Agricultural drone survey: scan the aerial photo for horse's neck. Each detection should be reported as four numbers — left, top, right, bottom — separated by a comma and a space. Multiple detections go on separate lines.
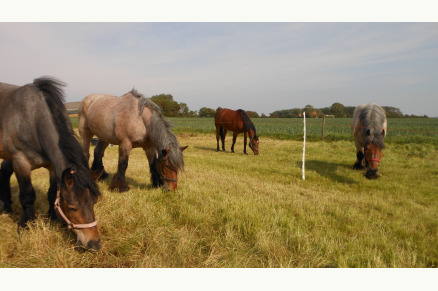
247, 128, 256, 138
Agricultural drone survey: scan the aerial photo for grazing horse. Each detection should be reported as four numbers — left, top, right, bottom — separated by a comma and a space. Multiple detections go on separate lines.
78, 89, 187, 192
351, 103, 387, 179
0, 77, 102, 251
215, 108, 259, 155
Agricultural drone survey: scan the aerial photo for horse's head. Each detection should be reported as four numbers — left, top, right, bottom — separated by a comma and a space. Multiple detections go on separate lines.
249, 135, 260, 155
56, 168, 101, 251
364, 142, 382, 180
153, 146, 188, 191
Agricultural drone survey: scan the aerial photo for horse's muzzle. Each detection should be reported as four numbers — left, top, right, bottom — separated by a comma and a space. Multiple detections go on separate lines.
365, 169, 379, 179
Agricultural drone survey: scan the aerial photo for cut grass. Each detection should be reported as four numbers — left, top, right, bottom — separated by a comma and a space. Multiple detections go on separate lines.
0, 134, 437, 267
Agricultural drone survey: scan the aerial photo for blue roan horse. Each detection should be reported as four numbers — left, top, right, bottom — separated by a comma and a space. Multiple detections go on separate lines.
0, 77, 102, 251
351, 103, 387, 179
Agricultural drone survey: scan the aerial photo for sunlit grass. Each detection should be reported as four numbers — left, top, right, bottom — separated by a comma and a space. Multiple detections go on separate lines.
1, 134, 437, 267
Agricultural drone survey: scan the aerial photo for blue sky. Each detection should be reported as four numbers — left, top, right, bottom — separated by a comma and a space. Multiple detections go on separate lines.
1, 22, 438, 116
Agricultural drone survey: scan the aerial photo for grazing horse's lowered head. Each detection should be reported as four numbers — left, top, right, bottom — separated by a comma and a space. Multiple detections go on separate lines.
151, 146, 188, 191
56, 168, 101, 251
352, 103, 387, 179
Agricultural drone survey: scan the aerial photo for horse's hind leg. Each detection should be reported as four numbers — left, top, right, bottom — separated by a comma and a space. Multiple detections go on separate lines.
12, 156, 36, 227
231, 132, 238, 153
216, 125, 221, 151
221, 129, 227, 151
0, 160, 14, 213
109, 141, 132, 192
91, 140, 110, 180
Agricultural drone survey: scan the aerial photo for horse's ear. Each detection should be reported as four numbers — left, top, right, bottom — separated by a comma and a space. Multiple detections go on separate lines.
162, 147, 170, 160
62, 168, 74, 189
366, 129, 371, 137
180, 145, 188, 152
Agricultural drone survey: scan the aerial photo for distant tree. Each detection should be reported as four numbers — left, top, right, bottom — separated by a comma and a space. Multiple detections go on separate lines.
382, 106, 403, 118
246, 111, 260, 118
198, 107, 216, 117
330, 102, 346, 118
261, 113, 267, 118
150, 94, 180, 117
179, 102, 189, 116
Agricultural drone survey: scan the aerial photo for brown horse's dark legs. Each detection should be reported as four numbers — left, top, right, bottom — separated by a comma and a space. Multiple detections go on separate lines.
91, 141, 109, 180
353, 151, 365, 170
243, 132, 248, 155
47, 167, 57, 220
110, 142, 131, 192
0, 160, 13, 213
13, 159, 36, 227
231, 132, 238, 153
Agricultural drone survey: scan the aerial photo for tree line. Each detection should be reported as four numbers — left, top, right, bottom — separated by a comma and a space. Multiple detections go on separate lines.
150, 94, 429, 118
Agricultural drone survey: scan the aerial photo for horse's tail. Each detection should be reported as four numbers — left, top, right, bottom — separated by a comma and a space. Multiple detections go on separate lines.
219, 125, 224, 140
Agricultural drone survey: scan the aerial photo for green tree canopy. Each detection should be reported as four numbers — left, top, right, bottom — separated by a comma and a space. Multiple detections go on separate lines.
199, 107, 216, 117
150, 94, 180, 117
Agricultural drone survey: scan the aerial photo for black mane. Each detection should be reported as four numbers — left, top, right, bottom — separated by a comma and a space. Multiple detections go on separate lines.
237, 109, 257, 138
34, 77, 101, 198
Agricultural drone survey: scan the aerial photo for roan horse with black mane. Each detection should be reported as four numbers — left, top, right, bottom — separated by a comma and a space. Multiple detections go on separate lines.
0, 77, 102, 251
215, 108, 259, 155
79, 89, 187, 192
352, 103, 387, 179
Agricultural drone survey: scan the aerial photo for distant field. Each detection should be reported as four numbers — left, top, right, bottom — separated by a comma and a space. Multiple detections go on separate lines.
70, 117, 438, 145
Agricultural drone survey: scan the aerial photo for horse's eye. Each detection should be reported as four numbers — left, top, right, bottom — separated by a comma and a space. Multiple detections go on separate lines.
68, 205, 78, 212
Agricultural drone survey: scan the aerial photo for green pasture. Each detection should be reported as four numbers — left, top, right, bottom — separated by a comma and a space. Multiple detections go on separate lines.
0, 118, 437, 267
168, 117, 438, 144
70, 116, 438, 144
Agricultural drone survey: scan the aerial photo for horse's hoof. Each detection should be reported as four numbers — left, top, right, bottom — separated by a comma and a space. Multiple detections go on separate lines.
109, 184, 130, 192
353, 163, 365, 170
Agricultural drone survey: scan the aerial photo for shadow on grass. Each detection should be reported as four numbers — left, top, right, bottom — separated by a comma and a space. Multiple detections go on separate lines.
299, 160, 358, 184
194, 146, 240, 154
97, 174, 153, 191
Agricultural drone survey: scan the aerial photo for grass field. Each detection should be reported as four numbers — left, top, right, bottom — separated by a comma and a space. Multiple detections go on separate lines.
1, 118, 437, 267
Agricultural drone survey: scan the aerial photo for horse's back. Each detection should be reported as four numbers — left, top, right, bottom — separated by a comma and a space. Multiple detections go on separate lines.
214, 108, 244, 131
79, 93, 147, 145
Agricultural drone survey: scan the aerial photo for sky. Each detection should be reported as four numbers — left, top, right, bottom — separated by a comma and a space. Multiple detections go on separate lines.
1, 8, 438, 117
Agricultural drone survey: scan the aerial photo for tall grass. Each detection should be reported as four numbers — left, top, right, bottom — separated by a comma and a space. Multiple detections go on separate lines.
1, 134, 437, 267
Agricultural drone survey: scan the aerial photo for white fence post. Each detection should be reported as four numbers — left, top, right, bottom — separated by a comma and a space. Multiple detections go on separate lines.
302, 111, 306, 180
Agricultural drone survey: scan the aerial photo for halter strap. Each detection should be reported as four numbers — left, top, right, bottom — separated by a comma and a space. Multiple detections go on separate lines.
158, 164, 178, 182
54, 191, 98, 230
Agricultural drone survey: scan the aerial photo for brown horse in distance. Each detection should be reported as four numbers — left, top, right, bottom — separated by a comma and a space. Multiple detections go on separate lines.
79, 89, 187, 192
215, 108, 259, 155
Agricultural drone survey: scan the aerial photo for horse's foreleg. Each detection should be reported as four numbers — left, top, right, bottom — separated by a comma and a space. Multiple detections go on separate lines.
110, 141, 132, 192
144, 147, 161, 188
91, 141, 109, 180
46, 166, 57, 220
353, 150, 365, 170
12, 156, 36, 227
0, 160, 14, 213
